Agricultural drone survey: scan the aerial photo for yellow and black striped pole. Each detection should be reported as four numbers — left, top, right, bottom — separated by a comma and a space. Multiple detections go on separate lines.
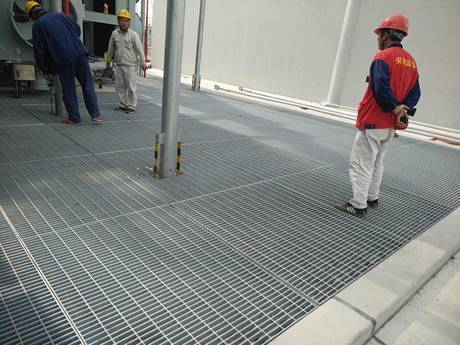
175, 141, 182, 176
152, 140, 160, 178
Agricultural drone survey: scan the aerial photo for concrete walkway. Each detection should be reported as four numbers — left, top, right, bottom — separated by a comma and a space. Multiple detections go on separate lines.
367, 253, 460, 345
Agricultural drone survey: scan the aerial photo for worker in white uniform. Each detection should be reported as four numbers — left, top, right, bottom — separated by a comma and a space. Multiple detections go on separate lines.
107, 9, 147, 113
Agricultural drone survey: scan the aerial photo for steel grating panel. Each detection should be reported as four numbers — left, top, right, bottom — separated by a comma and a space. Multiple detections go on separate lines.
0, 125, 90, 163
0, 244, 20, 290
0, 91, 50, 105
50, 118, 247, 154
1, 240, 81, 345
0, 156, 172, 238
20, 104, 130, 125
115, 103, 164, 121
97, 146, 263, 201
276, 164, 457, 241
0, 292, 20, 345
12, 207, 315, 344
1, 81, 460, 344
175, 181, 407, 304
190, 137, 327, 179
0, 104, 43, 127
0, 209, 17, 243
256, 134, 351, 165
382, 143, 460, 207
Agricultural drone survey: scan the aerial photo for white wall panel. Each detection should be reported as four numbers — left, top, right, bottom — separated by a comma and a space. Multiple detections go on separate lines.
152, 0, 460, 130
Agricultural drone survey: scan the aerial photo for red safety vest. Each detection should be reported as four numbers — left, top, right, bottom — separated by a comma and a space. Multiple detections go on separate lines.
356, 47, 419, 129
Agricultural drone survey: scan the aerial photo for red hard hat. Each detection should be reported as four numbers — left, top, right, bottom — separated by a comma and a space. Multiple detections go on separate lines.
374, 14, 409, 36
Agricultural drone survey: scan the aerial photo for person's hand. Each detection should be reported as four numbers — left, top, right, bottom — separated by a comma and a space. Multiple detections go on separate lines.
43, 73, 53, 81
394, 105, 409, 129
393, 104, 408, 116
395, 112, 408, 129
141, 63, 148, 71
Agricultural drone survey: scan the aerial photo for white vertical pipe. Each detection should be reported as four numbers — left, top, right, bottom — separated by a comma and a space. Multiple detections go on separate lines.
325, 0, 362, 106
192, 0, 206, 91
140, 0, 146, 76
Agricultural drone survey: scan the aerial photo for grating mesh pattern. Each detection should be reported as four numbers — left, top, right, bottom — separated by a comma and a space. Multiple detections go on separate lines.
19, 207, 314, 344
175, 182, 406, 304
383, 145, 460, 207
190, 138, 327, 179
0, 104, 43, 127
0, 126, 90, 163
0, 156, 172, 238
1, 85, 459, 344
20, 104, 130, 125
1, 240, 80, 345
276, 163, 457, 240
98, 146, 262, 201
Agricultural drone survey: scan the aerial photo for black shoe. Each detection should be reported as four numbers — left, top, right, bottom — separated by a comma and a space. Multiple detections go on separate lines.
125, 108, 135, 113
367, 199, 379, 208
335, 202, 367, 217
115, 106, 128, 111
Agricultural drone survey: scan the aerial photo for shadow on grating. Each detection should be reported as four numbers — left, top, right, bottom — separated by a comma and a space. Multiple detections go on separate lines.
0, 104, 43, 127
20, 104, 129, 125
1, 240, 80, 345
0, 126, 90, 163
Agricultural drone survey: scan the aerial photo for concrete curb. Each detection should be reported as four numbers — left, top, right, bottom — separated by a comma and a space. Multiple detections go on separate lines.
270, 207, 460, 345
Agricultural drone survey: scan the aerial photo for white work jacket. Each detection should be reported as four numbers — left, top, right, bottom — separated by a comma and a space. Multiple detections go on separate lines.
107, 28, 145, 67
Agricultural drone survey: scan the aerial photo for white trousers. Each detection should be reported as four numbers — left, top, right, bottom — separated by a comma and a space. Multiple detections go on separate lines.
115, 65, 138, 110
349, 129, 394, 209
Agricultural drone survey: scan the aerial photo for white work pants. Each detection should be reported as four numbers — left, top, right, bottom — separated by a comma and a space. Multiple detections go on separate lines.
349, 129, 394, 209
115, 65, 138, 110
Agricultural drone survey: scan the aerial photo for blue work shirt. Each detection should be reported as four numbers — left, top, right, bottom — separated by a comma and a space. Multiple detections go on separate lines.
32, 12, 88, 74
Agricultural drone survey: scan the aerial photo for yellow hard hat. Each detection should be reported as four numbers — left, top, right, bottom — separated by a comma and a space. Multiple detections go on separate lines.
117, 9, 131, 20
24, 1, 41, 18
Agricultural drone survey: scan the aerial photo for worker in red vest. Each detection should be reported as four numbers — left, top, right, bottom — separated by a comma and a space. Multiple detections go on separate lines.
336, 14, 421, 216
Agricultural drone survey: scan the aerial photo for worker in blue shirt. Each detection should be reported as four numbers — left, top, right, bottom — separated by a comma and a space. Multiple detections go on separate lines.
25, 1, 103, 124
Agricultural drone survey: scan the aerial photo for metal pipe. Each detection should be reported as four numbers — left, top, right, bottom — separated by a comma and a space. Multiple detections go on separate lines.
51, 0, 65, 116
144, 0, 149, 78
140, 0, 146, 77
325, 0, 361, 105
159, 0, 186, 178
192, 0, 206, 91
53, 76, 65, 116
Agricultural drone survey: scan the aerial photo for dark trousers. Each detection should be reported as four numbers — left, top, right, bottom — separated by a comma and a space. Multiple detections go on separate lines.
59, 54, 100, 122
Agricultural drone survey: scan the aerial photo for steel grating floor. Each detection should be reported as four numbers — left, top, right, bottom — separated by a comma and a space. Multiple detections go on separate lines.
1, 79, 459, 344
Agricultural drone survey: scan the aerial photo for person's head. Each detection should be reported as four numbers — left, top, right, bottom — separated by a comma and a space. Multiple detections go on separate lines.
117, 9, 131, 31
24, 1, 44, 21
374, 14, 409, 50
